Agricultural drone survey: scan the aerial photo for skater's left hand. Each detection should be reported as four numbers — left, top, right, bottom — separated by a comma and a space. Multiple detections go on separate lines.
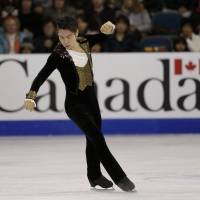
100, 21, 115, 35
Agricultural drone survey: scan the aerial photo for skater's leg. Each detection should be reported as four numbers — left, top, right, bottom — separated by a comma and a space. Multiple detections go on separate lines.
86, 137, 102, 180
67, 104, 126, 184
85, 87, 102, 181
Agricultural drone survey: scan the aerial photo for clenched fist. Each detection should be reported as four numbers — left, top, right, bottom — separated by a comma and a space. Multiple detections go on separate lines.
24, 99, 36, 112
100, 21, 115, 35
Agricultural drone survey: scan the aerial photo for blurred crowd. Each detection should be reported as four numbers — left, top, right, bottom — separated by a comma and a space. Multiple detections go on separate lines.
0, 0, 200, 53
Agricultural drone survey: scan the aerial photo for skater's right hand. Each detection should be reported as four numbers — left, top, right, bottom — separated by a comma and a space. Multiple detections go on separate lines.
24, 99, 36, 112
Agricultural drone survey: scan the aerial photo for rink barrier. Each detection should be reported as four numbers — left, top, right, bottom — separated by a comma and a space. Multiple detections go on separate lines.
0, 119, 200, 136
1, 53, 200, 135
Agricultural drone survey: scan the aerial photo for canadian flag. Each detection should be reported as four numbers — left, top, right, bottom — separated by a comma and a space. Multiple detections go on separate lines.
174, 59, 200, 75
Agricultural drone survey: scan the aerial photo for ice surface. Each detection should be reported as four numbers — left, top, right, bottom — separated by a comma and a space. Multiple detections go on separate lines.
0, 134, 199, 200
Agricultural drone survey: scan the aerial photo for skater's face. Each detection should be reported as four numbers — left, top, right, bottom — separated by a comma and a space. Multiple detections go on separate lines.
58, 29, 77, 49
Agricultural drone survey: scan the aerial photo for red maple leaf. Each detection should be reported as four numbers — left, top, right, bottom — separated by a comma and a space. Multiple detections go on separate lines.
185, 61, 196, 71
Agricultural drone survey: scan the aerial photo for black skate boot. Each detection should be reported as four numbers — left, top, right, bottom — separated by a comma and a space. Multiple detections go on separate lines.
89, 175, 113, 189
117, 176, 135, 192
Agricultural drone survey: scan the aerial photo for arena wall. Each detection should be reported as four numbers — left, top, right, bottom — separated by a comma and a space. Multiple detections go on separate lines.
0, 53, 200, 135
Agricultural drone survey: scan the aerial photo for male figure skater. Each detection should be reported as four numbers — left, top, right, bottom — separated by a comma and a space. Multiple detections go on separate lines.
24, 16, 135, 192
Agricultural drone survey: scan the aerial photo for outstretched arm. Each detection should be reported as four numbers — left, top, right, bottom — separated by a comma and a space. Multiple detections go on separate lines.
24, 53, 59, 111
85, 21, 115, 48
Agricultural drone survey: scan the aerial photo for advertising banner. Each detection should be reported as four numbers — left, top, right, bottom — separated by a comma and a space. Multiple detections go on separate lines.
0, 53, 200, 134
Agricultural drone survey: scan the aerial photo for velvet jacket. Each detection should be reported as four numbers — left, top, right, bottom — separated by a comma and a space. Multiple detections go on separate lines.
28, 34, 107, 97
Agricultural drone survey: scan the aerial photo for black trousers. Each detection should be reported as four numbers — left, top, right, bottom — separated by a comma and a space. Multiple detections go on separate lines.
65, 85, 126, 184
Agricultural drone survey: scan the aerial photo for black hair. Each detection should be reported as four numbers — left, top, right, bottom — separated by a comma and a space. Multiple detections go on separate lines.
115, 15, 130, 26
56, 16, 78, 33
173, 36, 189, 51
77, 14, 89, 23
43, 18, 56, 27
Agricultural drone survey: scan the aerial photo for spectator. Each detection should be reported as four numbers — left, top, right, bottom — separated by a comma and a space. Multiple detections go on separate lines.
77, 15, 90, 36
34, 19, 57, 52
189, 0, 200, 34
0, 0, 19, 25
91, 43, 102, 52
181, 23, 200, 52
44, 0, 76, 21
32, 2, 45, 37
85, 0, 115, 32
107, 0, 120, 10
103, 15, 138, 52
178, 2, 191, 19
129, 0, 152, 33
115, 0, 134, 18
173, 36, 189, 52
0, 16, 30, 53
20, 38, 34, 53
18, 0, 35, 34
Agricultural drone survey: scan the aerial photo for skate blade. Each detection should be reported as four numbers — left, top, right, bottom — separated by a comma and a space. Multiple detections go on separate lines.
90, 186, 115, 191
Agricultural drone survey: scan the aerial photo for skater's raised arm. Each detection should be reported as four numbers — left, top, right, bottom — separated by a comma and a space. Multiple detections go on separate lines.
85, 21, 115, 48
24, 52, 59, 111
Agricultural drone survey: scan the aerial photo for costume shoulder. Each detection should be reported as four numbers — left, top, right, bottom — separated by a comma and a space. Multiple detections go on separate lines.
53, 42, 70, 59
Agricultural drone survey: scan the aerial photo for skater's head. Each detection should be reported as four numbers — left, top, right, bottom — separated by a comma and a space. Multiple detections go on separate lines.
56, 16, 78, 49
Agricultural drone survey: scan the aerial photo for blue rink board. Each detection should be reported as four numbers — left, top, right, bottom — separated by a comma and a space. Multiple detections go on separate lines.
0, 119, 200, 136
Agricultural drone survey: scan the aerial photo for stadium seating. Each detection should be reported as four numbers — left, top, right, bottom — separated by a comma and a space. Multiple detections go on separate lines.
152, 12, 182, 35
140, 36, 173, 52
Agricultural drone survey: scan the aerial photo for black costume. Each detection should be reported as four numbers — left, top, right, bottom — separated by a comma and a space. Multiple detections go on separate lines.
26, 34, 129, 187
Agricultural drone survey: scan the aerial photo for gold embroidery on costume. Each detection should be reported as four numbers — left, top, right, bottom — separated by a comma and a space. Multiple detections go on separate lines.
76, 39, 93, 91
26, 90, 37, 100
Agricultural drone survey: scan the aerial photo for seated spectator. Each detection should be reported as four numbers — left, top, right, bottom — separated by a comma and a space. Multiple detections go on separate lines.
189, 0, 200, 34
20, 38, 34, 53
18, 0, 35, 35
129, 0, 152, 33
103, 15, 139, 52
0, 0, 19, 25
0, 16, 30, 53
77, 15, 90, 36
107, 0, 120, 10
180, 23, 200, 52
178, 2, 192, 19
34, 19, 57, 53
91, 43, 102, 52
32, 2, 45, 37
85, 0, 115, 32
173, 37, 189, 51
44, 0, 76, 21
115, 0, 134, 18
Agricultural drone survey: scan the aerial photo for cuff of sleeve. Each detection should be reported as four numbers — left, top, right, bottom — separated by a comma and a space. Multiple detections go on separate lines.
26, 90, 37, 100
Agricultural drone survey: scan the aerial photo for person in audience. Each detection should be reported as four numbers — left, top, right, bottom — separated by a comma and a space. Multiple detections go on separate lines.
115, 0, 134, 18
91, 43, 102, 52
20, 38, 34, 53
31, 2, 46, 37
18, 0, 35, 35
0, 16, 30, 53
180, 23, 200, 52
128, 0, 152, 33
34, 19, 57, 52
44, 0, 76, 21
85, 0, 115, 32
77, 15, 90, 36
103, 15, 139, 52
173, 36, 189, 52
